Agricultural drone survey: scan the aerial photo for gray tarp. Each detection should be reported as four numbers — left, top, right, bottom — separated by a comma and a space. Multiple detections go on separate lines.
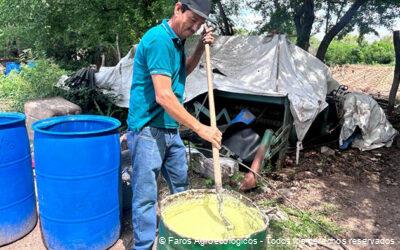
184, 35, 332, 143
95, 47, 135, 108
96, 35, 334, 143
339, 93, 398, 151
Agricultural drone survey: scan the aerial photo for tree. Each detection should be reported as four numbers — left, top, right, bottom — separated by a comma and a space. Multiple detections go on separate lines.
0, 0, 244, 67
316, 0, 364, 60
0, 0, 175, 68
211, 0, 241, 36
316, 0, 399, 61
294, 0, 316, 51
248, 0, 400, 62
388, 31, 400, 115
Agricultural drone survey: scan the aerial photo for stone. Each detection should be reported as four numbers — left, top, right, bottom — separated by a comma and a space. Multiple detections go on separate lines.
187, 148, 239, 179
120, 133, 128, 151
121, 149, 132, 210
261, 186, 271, 193
321, 146, 335, 156
278, 188, 293, 198
297, 171, 315, 179
267, 207, 289, 221
273, 209, 289, 221
24, 97, 81, 142
304, 151, 317, 157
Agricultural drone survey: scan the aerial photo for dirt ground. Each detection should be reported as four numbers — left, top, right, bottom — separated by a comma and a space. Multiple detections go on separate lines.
330, 65, 395, 98
3, 135, 399, 250
2, 65, 400, 249
259, 144, 400, 249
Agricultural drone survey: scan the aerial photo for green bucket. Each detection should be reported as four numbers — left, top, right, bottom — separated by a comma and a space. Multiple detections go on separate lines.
157, 189, 269, 250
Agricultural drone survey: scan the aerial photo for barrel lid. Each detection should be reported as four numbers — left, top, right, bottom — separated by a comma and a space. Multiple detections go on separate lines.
0, 112, 26, 126
32, 115, 121, 136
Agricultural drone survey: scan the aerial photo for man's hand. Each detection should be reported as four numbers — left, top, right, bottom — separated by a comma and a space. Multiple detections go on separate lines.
195, 124, 222, 149
239, 172, 257, 191
201, 25, 215, 45
186, 25, 215, 75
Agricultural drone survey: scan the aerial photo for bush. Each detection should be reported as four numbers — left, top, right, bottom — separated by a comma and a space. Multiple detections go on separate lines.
324, 35, 395, 65
0, 59, 67, 112
363, 38, 394, 64
326, 41, 364, 65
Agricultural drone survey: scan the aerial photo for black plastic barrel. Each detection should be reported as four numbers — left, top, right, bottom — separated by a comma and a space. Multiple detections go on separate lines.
32, 115, 121, 249
0, 112, 37, 245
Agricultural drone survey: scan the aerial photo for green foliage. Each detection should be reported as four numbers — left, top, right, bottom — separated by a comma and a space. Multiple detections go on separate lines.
362, 37, 395, 64
278, 206, 343, 238
258, 199, 343, 248
325, 35, 395, 65
0, 0, 175, 70
204, 178, 215, 188
0, 60, 67, 112
0, 59, 127, 127
248, 0, 399, 56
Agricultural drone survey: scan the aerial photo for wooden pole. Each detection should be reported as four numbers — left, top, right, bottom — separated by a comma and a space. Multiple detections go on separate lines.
388, 30, 400, 115
205, 43, 222, 193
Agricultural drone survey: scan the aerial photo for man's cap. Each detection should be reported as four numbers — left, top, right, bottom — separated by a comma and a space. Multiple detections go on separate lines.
181, 0, 211, 19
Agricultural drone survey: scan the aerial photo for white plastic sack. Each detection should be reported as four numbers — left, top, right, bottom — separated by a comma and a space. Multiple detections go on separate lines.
339, 92, 398, 151
95, 47, 136, 108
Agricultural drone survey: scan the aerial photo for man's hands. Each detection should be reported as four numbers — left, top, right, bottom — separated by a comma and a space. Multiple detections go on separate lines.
201, 25, 215, 45
195, 124, 222, 149
186, 24, 215, 75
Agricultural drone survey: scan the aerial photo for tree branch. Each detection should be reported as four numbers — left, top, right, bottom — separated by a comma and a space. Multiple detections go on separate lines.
316, 0, 364, 61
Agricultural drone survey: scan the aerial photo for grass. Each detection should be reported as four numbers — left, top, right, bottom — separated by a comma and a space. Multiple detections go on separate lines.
257, 198, 344, 249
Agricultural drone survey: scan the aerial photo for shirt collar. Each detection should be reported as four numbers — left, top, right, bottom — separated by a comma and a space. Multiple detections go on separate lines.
161, 19, 185, 49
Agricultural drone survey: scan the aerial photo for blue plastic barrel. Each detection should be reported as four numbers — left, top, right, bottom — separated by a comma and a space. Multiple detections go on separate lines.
0, 112, 37, 246
32, 115, 121, 250
5, 62, 21, 76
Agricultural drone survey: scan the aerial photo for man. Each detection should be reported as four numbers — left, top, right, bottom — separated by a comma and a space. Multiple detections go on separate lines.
127, 1, 222, 249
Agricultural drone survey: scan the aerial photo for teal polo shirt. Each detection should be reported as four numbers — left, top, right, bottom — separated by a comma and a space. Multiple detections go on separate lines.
128, 19, 186, 132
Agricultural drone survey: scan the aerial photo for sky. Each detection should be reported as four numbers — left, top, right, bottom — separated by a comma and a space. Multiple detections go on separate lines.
234, 4, 400, 43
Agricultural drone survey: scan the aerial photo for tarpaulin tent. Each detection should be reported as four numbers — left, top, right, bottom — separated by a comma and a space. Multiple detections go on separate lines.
95, 35, 338, 159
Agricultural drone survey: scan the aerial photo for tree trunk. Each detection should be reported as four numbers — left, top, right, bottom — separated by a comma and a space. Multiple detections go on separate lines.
115, 34, 121, 62
316, 0, 364, 62
101, 53, 106, 67
216, 0, 233, 35
388, 30, 400, 115
294, 0, 315, 51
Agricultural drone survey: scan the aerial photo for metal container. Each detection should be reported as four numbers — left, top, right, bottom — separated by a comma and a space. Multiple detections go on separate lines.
33, 115, 121, 249
158, 189, 268, 250
0, 112, 37, 245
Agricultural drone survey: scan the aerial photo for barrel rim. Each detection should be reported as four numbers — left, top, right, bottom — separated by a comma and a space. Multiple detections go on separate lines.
159, 189, 269, 242
32, 115, 121, 136
0, 112, 26, 126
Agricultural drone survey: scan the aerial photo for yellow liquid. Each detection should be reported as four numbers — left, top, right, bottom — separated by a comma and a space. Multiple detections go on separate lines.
162, 194, 265, 240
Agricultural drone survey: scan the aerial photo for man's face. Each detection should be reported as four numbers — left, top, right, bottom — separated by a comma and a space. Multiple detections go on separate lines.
175, 4, 205, 39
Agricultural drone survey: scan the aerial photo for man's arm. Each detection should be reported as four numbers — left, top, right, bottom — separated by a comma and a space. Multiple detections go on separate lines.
152, 74, 222, 148
186, 26, 214, 75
